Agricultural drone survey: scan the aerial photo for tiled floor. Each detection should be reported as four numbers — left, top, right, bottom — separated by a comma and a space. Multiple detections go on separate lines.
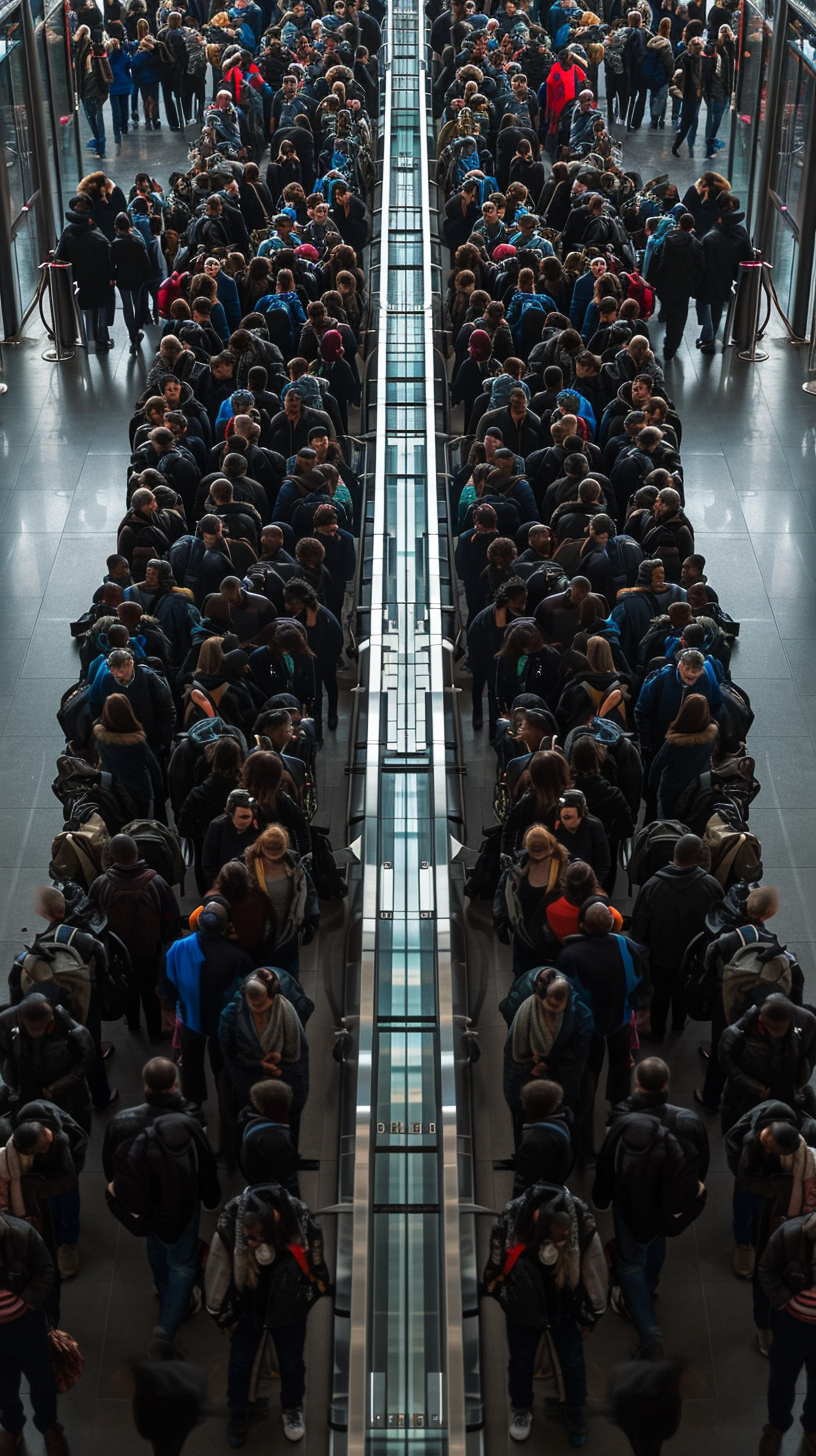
1, 100, 816, 1453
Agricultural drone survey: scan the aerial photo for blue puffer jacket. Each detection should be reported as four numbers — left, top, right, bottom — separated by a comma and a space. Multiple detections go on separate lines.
634, 660, 723, 755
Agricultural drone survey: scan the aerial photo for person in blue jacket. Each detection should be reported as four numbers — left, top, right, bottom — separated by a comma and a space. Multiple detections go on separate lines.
505, 267, 557, 347
163, 901, 252, 1106
635, 647, 723, 760
255, 267, 308, 354
569, 256, 612, 333
203, 255, 241, 333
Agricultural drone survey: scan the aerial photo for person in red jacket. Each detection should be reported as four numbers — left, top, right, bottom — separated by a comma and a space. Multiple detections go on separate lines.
545, 50, 587, 154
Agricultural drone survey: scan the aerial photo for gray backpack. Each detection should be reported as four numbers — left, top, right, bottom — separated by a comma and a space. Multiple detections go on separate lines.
722, 925, 794, 1024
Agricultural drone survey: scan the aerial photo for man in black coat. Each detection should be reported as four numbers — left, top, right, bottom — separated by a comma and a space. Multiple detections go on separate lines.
697, 194, 753, 353
475, 389, 544, 457
650, 213, 705, 361
631, 834, 722, 1041
55, 196, 114, 351
130, 427, 201, 521
237, 1077, 300, 1195
608, 1056, 710, 1178
201, 790, 260, 889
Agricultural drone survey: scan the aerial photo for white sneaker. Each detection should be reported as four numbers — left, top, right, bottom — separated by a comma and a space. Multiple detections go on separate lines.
509, 1408, 533, 1441
283, 1408, 305, 1442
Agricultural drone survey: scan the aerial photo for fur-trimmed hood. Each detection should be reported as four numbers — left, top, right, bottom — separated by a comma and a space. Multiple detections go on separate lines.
93, 725, 146, 746
664, 724, 718, 747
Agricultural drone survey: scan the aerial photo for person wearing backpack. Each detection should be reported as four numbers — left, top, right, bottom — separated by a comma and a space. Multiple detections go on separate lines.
650, 212, 704, 361
557, 901, 650, 1105
593, 1079, 707, 1357
511, 1079, 575, 1197
163, 902, 252, 1107
694, 887, 792, 1112
89, 833, 180, 1042
205, 1182, 331, 1447
106, 1099, 220, 1344
631, 833, 722, 1041
502, 970, 594, 1143
482, 1181, 606, 1445
237, 1079, 301, 1196
635, 648, 722, 764
719, 995, 816, 1137
0, 1096, 89, 1288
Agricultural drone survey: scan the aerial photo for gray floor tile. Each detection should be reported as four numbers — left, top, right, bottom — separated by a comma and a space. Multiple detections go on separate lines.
737, 489, 816, 534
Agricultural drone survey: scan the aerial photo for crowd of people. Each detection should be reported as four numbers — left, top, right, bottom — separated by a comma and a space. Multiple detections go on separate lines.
434, 5, 814, 1455
1, 5, 380, 1447
0, 0, 803, 1451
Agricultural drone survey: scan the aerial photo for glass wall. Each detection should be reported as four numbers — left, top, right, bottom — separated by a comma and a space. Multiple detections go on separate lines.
768, 11, 816, 321
731, 0, 770, 226
0, 0, 76, 336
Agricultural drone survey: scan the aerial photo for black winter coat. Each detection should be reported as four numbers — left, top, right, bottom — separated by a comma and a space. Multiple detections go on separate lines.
513, 1115, 575, 1197
0, 1214, 54, 1310
631, 863, 723, 970
0, 1005, 94, 1131
697, 212, 754, 307
651, 229, 705, 307
759, 1215, 816, 1310
102, 1089, 205, 1179
110, 229, 153, 291
719, 1004, 816, 1133
54, 211, 113, 310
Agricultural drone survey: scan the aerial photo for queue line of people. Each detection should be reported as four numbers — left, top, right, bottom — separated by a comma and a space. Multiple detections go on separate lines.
434, 12, 814, 1454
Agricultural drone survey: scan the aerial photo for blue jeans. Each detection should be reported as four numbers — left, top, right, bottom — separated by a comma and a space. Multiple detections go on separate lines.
650, 82, 669, 121
705, 97, 728, 150
768, 1309, 816, 1434
506, 1309, 586, 1414
146, 1204, 201, 1343
52, 1184, 81, 1245
228, 1307, 307, 1412
82, 96, 106, 152
675, 95, 701, 152
110, 93, 129, 140
697, 301, 725, 345
0, 1306, 58, 1435
613, 1209, 665, 1346
732, 1189, 761, 1245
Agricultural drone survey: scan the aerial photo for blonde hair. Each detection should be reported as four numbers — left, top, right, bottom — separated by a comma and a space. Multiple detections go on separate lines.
522, 824, 568, 892
586, 635, 614, 672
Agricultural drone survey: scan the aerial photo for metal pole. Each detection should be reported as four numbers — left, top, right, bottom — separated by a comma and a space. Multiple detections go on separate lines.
0, 126, 21, 339
20, 0, 58, 263
752, 3, 789, 260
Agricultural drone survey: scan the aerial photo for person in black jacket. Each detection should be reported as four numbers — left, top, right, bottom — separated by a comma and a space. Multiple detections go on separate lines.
237, 1078, 300, 1196
283, 580, 344, 737
177, 737, 245, 894
696, 193, 753, 352
0, 1213, 65, 1454
593, 1085, 706, 1357
553, 788, 611, 886
54, 195, 114, 351
557, 902, 650, 1105
650, 213, 705, 361
110, 212, 152, 354
105, 1057, 220, 1343
631, 833, 723, 1041
201, 789, 261, 890
512, 1077, 575, 1197
0, 995, 95, 1133
758, 1212, 816, 1454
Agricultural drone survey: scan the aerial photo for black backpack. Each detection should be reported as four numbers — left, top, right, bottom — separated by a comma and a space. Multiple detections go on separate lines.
57, 682, 94, 755
307, 828, 347, 900
716, 681, 754, 754
465, 823, 503, 900
107, 1113, 201, 1243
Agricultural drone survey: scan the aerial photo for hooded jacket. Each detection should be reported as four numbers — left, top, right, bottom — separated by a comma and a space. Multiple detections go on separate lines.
93, 724, 164, 816
513, 1113, 576, 1197
648, 723, 719, 817
0, 1004, 94, 1131
634, 660, 722, 754
631, 860, 722, 969
205, 1182, 329, 1330
54, 208, 113, 310
610, 582, 687, 664
503, 982, 594, 1112
483, 1182, 606, 1330
759, 1213, 816, 1311
697, 210, 754, 306
0, 1213, 54, 1311
651, 228, 705, 307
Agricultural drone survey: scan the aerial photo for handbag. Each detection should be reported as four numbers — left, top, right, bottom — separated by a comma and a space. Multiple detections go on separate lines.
48, 1326, 85, 1392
